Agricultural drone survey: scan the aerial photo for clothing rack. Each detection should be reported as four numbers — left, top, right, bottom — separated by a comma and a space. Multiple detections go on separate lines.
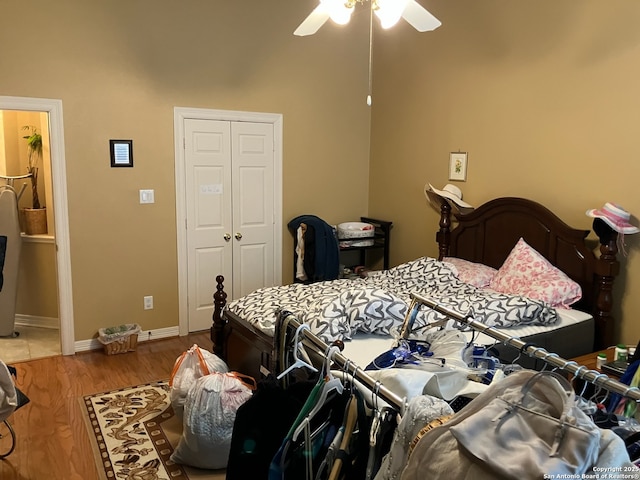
402, 291, 640, 402
280, 313, 407, 414
0, 174, 30, 202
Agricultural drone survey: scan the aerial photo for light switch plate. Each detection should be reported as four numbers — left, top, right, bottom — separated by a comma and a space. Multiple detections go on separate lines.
139, 189, 155, 204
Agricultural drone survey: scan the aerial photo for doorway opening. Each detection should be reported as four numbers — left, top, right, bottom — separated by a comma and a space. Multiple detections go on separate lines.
0, 96, 74, 360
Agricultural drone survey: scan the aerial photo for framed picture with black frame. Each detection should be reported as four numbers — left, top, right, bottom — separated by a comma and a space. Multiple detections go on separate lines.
110, 139, 133, 168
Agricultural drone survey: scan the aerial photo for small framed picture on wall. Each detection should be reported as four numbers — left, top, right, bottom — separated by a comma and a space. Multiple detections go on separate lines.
449, 152, 467, 181
110, 139, 134, 167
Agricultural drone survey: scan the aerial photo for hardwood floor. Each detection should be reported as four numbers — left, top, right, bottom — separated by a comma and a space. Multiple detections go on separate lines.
0, 331, 212, 480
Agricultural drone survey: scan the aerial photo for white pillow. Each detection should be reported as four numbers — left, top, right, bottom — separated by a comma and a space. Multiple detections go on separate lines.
442, 257, 498, 288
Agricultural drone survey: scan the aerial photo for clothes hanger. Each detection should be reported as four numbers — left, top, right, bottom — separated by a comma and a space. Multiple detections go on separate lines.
368, 381, 382, 447
579, 369, 600, 399
501, 340, 531, 375
366, 404, 396, 480
342, 358, 355, 394
276, 324, 318, 380
588, 374, 609, 404
542, 352, 560, 371
292, 345, 344, 442
328, 393, 359, 480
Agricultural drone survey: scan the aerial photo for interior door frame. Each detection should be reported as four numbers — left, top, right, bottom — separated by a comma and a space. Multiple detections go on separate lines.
174, 107, 283, 336
0, 96, 75, 355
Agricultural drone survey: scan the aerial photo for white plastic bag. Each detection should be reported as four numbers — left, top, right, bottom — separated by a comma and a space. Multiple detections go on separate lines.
170, 372, 255, 469
0, 360, 17, 422
169, 344, 228, 419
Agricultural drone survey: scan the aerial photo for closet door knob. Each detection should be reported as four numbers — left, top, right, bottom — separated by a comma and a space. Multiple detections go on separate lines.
235, 232, 243, 240
223, 233, 231, 242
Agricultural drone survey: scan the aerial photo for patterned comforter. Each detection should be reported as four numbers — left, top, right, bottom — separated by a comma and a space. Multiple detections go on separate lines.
226, 257, 558, 344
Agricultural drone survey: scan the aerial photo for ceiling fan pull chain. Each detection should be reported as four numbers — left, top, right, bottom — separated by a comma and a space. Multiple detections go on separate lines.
367, 3, 374, 106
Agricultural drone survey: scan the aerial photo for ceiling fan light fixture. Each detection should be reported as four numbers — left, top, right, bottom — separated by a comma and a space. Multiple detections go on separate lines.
373, 0, 409, 29
320, 0, 355, 25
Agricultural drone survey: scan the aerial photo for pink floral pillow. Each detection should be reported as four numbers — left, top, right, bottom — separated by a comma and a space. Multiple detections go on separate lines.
443, 257, 498, 288
488, 238, 582, 308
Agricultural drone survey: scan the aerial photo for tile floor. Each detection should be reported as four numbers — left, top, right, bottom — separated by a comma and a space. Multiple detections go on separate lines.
0, 325, 61, 363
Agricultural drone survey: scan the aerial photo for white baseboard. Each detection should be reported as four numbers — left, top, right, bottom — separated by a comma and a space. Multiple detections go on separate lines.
74, 326, 182, 353
14, 316, 186, 355
15, 314, 59, 330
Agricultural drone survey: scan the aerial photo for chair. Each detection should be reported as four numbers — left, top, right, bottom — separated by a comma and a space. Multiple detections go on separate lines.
0, 361, 29, 459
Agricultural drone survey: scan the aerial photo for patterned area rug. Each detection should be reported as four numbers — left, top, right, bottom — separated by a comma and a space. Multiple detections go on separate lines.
81, 380, 225, 480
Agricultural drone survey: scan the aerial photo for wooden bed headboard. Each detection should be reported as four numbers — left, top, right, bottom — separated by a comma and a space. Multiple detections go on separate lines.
430, 194, 621, 350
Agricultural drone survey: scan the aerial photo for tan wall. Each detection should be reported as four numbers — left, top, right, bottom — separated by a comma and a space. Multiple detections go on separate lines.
17, 240, 59, 319
369, 0, 640, 344
0, 113, 21, 176
0, 0, 372, 341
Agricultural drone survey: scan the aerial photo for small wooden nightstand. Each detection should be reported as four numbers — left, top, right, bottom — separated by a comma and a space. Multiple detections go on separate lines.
570, 347, 617, 376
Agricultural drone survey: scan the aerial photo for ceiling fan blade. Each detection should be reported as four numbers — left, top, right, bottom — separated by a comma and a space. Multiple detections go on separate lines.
294, 4, 331, 36
402, 1, 442, 32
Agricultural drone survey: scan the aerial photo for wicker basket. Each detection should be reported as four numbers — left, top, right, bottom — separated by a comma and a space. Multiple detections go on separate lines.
103, 334, 138, 355
98, 324, 141, 355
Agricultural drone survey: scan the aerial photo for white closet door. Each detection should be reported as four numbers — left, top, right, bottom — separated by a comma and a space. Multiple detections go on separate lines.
184, 118, 233, 332
184, 117, 276, 332
231, 122, 275, 299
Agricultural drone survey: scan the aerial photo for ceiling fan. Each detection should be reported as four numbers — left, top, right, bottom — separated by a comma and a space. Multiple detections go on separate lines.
294, 0, 441, 36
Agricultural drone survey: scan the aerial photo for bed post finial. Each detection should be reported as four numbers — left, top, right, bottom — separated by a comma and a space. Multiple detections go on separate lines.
426, 189, 452, 260
211, 275, 228, 358
592, 219, 620, 350
436, 201, 452, 260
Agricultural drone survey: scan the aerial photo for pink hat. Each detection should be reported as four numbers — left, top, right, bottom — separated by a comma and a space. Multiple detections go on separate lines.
586, 203, 639, 234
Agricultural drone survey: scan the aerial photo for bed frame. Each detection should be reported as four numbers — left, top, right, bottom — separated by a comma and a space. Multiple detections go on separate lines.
211, 196, 621, 379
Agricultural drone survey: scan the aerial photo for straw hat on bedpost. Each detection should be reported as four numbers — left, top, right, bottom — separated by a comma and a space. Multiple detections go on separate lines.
425, 183, 474, 214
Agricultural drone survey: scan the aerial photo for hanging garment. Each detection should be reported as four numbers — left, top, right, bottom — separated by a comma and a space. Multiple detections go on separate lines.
288, 215, 340, 282
226, 375, 317, 480
269, 344, 359, 480
609, 360, 640, 418
363, 405, 397, 480
269, 384, 350, 480
323, 390, 376, 480
295, 223, 309, 281
0, 236, 6, 292
401, 370, 634, 480
374, 394, 454, 480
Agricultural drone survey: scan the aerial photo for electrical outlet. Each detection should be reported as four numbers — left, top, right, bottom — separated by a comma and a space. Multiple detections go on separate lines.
143, 296, 154, 310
